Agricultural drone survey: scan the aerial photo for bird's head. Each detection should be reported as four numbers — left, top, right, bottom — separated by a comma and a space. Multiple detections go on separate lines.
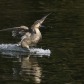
31, 13, 51, 33
33, 20, 41, 28
31, 13, 51, 29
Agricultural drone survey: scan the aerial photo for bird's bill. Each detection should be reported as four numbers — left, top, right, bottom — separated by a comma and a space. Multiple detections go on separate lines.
39, 13, 51, 24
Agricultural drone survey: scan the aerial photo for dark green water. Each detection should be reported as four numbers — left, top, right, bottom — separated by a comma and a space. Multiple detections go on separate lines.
0, 0, 84, 84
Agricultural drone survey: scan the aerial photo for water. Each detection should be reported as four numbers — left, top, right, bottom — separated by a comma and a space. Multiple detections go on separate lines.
0, 0, 84, 84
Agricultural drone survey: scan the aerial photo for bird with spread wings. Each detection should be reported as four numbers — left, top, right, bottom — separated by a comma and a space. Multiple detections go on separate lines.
0, 13, 51, 51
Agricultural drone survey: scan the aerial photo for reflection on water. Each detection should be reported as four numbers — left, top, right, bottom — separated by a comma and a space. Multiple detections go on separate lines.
12, 54, 42, 83
21, 56, 41, 83
1, 52, 44, 83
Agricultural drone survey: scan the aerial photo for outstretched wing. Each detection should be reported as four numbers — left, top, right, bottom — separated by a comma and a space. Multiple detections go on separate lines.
0, 26, 29, 38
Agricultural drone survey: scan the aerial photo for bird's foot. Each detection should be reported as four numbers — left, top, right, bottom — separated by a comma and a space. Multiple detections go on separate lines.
13, 43, 21, 47
13, 43, 19, 46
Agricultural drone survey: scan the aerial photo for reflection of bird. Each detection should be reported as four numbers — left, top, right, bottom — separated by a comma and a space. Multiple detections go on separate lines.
0, 13, 51, 51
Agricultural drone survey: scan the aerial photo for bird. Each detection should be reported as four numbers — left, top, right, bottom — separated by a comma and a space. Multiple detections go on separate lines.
0, 13, 51, 51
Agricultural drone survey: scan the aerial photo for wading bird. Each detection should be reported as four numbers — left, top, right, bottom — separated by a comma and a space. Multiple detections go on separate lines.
0, 13, 51, 51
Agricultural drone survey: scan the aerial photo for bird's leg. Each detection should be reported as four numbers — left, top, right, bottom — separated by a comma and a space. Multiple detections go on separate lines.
26, 45, 31, 52
17, 42, 21, 46
26, 45, 37, 54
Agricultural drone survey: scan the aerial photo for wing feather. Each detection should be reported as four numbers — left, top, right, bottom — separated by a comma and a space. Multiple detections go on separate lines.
0, 26, 29, 31
0, 26, 29, 38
